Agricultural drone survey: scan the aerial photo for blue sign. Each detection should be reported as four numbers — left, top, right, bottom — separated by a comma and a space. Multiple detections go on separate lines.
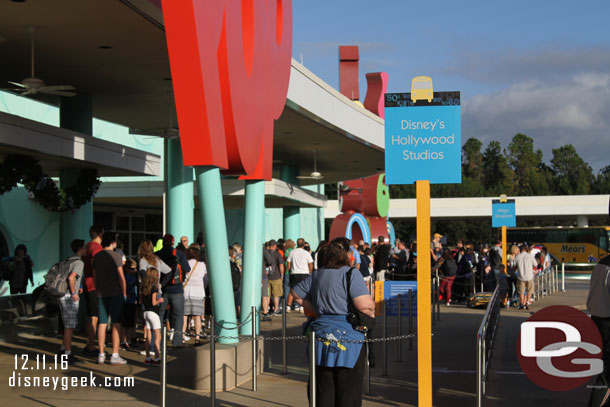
384, 281, 417, 316
384, 92, 461, 185
492, 200, 516, 227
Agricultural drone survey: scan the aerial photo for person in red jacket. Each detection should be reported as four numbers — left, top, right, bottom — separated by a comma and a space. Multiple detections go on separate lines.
83, 224, 104, 354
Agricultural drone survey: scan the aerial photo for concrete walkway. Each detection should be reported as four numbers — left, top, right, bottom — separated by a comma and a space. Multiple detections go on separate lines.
0, 279, 593, 406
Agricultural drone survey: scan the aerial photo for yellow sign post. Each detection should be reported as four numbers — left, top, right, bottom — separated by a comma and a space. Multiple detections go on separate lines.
385, 85, 462, 407
416, 180, 432, 406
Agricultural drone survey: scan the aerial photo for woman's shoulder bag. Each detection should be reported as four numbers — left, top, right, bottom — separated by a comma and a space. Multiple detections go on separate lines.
346, 268, 376, 333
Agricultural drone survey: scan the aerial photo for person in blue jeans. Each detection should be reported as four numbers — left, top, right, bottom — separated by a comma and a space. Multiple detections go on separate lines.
156, 234, 190, 347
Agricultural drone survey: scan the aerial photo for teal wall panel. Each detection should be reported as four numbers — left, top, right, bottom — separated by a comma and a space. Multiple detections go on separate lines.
0, 187, 60, 293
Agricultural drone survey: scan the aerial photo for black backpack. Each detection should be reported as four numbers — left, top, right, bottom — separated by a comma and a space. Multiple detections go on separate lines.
159, 248, 184, 288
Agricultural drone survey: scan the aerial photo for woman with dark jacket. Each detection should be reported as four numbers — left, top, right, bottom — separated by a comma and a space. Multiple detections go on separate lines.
291, 240, 375, 407
438, 249, 457, 306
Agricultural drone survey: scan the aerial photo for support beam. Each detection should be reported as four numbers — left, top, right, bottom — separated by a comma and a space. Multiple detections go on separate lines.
240, 180, 265, 335
195, 166, 237, 344
166, 138, 194, 241
576, 215, 589, 227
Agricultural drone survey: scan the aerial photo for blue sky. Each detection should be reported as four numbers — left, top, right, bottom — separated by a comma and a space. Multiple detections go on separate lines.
292, 0, 610, 172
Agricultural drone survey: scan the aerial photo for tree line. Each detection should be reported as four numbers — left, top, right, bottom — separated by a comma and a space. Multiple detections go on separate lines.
324, 133, 610, 244
388, 133, 610, 199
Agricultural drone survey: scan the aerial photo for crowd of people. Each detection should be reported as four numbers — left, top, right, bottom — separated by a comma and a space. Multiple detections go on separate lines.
0, 225, 557, 406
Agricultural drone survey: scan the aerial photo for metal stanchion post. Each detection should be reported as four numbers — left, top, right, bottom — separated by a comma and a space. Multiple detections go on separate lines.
251, 306, 257, 392
408, 289, 414, 351
382, 299, 388, 376
365, 333, 371, 396
210, 315, 216, 406
161, 325, 167, 407
436, 277, 440, 321
562, 263, 565, 292
309, 329, 316, 407
282, 297, 287, 375
476, 335, 482, 407
397, 294, 402, 362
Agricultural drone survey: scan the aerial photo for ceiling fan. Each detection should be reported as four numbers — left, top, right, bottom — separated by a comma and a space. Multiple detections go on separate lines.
4, 26, 77, 97
297, 150, 324, 180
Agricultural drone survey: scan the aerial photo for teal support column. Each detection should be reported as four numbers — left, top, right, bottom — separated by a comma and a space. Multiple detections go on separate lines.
283, 207, 300, 242
166, 138, 194, 241
279, 165, 301, 241
279, 165, 299, 185
240, 180, 265, 335
195, 166, 238, 344
59, 95, 93, 260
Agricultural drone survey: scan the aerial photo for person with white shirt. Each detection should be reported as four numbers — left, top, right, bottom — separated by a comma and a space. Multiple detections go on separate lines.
286, 238, 313, 311
516, 245, 538, 310
183, 244, 207, 346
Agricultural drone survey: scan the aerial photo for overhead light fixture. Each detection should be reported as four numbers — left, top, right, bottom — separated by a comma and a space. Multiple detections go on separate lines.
98, 45, 112, 49
11, 0, 27, 3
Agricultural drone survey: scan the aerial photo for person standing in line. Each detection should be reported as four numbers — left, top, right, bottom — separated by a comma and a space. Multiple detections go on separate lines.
183, 244, 207, 346
490, 240, 503, 277
438, 249, 457, 306
4, 244, 34, 294
120, 258, 138, 350
286, 238, 314, 312
230, 246, 242, 316
506, 244, 520, 307
57, 239, 86, 364
141, 267, 164, 365
349, 242, 361, 270
291, 242, 375, 407
157, 234, 190, 348
516, 245, 538, 310
264, 240, 285, 315
176, 236, 189, 252
586, 253, 610, 406
373, 236, 392, 281
93, 232, 127, 365
282, 239, 295, 307
83, 224, 104, 354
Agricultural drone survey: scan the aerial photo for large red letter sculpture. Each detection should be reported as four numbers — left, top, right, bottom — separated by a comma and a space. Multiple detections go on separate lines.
161, 0, 293, 180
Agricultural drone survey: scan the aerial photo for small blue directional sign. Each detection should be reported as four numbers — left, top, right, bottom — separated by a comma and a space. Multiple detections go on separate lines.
384, 92, 461, 185
492, 199, 516, 228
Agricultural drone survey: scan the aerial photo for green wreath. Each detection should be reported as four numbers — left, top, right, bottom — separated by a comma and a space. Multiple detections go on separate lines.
0, 155, 101, 212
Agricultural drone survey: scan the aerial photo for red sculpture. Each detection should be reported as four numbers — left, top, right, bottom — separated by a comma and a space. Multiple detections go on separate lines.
329, 174, 393, 245
363, 72, 389, 119
161, 0, 293, 180
339, 46, 360, 101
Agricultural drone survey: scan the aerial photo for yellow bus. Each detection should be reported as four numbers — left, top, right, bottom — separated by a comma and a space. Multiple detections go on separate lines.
506, 226, 610, 264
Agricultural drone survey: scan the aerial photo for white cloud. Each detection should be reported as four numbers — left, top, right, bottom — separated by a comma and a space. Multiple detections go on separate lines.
462, 73, 610, 171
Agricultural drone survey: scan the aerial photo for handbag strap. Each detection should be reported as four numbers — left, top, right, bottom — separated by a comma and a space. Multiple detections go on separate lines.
183, 261, 198, 288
